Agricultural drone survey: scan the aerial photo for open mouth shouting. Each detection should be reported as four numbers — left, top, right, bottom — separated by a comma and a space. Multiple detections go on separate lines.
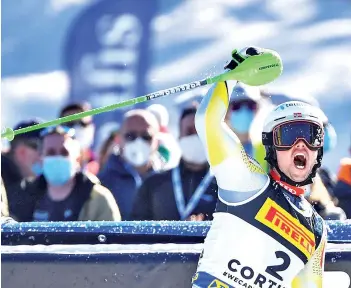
293, 152, 307, 170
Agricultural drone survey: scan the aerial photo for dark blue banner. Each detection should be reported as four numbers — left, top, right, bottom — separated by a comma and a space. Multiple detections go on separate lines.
63, 0, 157, 149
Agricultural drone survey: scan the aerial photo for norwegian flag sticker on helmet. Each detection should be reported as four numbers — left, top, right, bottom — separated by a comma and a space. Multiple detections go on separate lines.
293, 112, 302, 118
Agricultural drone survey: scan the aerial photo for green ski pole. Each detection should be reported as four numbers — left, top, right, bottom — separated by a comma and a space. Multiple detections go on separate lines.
1, 47, 283, 141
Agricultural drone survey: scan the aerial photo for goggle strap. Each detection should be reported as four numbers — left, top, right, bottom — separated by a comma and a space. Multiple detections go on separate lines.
262, 132, 273, 145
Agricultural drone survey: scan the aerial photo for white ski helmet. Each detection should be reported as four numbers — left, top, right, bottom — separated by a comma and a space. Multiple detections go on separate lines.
262, 101, 325, 186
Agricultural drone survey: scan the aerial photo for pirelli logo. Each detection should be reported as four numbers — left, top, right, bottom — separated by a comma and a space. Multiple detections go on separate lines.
255, 198, 316, 259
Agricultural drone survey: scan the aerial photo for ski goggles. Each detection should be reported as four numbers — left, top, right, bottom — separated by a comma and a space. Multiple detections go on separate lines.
262, 120, 323, 151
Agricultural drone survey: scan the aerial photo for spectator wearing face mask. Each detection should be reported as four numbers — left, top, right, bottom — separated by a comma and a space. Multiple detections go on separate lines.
147, 103, 181, 170
1, 119, 43, 190
59, 102, 99, 175
23, 125, 121, 222
130, 104, 218, 221
98, 109, 163, 220
1, 119, 45, 221
225, 82, 268, 171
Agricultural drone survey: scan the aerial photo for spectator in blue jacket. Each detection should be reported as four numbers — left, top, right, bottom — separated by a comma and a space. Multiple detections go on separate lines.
98, 109, 163, 220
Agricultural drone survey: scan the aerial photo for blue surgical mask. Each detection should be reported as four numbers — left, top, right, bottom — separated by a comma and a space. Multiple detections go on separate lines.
230, 107, 254, 134
323, 123, 337, 153
42, 156, 75, 186
31, 162, 42, 176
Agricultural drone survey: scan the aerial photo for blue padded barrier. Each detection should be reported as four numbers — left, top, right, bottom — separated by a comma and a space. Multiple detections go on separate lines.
2, 221, 351, 288
2, 220, 351, 245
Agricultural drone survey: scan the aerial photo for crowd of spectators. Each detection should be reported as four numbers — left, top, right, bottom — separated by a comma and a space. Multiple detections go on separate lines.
1, 82, 350, 222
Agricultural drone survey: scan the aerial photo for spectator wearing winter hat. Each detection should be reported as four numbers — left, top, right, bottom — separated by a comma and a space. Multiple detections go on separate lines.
1, 119, 45, 221
147, 104, 181, 170
1, 119, 44, 190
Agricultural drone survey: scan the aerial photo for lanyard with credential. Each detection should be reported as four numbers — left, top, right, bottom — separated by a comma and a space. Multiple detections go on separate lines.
172, 166, 213, 220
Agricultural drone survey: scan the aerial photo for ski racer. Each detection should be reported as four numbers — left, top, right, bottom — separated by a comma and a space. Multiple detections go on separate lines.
192, 47, 327, 288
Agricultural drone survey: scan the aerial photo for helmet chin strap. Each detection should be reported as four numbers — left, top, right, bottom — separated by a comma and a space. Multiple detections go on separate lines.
265, 146, 323, 187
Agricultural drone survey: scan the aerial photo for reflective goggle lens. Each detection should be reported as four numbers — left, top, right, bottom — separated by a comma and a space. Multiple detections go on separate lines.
273, 121, 323, 149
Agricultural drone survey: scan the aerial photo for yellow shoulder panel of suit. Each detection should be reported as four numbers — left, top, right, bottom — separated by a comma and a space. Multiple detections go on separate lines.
204, 82, 232, 166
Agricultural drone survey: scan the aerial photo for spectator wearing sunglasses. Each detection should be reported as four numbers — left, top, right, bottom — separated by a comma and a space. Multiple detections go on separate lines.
130, 104, 218, 221
225, 82, 268, 171
98, 109, 163, 220
59, 102, 99, 175
20, 125, 121, 222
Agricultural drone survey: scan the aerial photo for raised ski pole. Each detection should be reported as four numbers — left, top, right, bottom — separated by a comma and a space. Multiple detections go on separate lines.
1, 47, 283, 141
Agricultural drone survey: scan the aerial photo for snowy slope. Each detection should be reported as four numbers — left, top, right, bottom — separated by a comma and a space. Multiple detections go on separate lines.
1, 0, 351, 172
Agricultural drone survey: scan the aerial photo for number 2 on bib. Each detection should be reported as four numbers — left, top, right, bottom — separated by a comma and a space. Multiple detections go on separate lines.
265, 251, 291, 281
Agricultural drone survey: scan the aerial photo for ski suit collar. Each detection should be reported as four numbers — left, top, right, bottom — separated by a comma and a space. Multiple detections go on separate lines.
270, 169, 305, 196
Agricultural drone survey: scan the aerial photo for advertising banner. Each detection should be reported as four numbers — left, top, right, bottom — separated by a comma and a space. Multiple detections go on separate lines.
64, 0, 157, 149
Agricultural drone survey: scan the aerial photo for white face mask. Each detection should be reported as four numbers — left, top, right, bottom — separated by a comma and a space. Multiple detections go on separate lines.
179, 134, 207, 165
123, 138, 152, 167
73, 124, 95, 150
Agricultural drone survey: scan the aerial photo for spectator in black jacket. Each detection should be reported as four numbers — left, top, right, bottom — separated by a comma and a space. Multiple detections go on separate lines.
1, 119, 43, 190
1, 119, 44, 220
130, 104, 218, 221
